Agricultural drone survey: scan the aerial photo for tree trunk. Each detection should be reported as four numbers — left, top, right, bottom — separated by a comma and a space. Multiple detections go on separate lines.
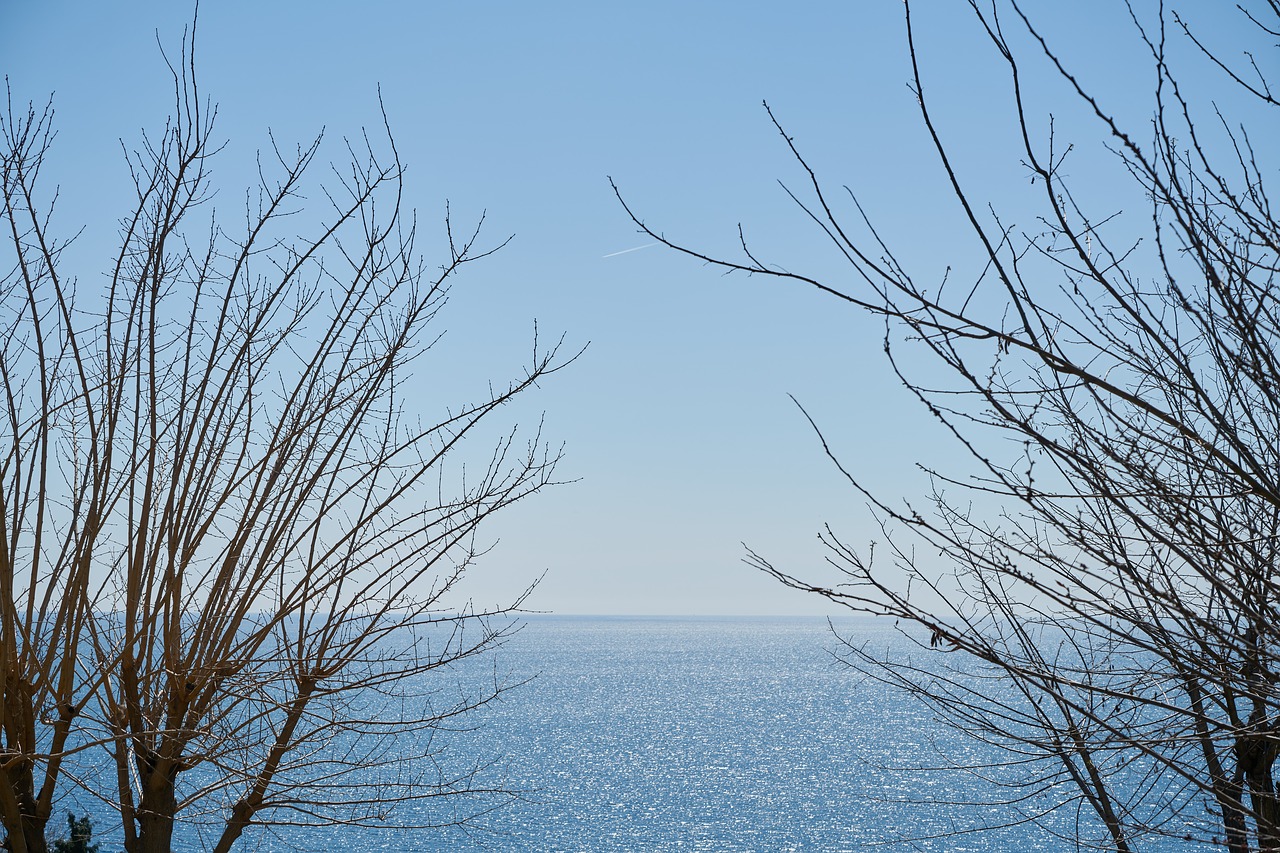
130, 771, 177, 853
1, 760, 48, 853
1240, 731, 1280, 852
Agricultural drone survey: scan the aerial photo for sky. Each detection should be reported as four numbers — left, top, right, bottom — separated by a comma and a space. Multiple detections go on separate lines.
1, 1, 1263, 615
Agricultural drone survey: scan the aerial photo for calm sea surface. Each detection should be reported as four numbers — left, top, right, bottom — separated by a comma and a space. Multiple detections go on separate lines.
74, 616, 1152, 851
282, 616, 1069, 852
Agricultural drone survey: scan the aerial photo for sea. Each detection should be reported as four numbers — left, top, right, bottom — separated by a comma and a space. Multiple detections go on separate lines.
247, 616, 1072, 852
65, 616, 1158, 851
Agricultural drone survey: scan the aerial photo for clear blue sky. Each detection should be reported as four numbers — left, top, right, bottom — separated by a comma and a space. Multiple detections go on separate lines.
2, 2, 1259, 614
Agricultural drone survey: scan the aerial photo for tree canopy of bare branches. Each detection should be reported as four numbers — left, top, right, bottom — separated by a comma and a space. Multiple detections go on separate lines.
0, 29, 572, 853
617, 1, 1279, 851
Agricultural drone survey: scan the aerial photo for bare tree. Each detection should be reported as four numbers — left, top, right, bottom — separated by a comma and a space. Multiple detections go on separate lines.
1, 27, 573, 853
616, 1, 1279, 850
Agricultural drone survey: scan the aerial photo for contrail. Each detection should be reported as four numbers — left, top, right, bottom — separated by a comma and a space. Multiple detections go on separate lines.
602, 242, 659, 259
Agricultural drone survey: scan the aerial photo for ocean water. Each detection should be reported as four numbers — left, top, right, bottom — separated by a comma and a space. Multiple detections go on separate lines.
63, 616, 1133, 851
312, 616, 1071, 852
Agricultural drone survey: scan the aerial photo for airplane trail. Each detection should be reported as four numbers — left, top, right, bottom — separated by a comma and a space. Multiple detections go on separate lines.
602, 242, 659, 259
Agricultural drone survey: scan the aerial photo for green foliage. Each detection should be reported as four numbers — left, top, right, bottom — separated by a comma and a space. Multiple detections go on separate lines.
50, 813, 100, 853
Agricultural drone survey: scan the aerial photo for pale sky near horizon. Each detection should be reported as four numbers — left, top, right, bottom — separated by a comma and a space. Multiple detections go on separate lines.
2, 2, 1264, 615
